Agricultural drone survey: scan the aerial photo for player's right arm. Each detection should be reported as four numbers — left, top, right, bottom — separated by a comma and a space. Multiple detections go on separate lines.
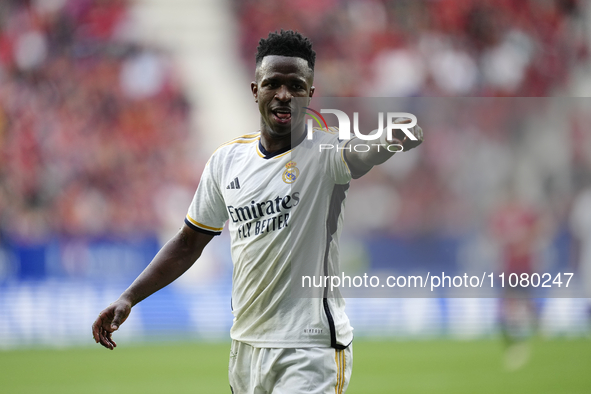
92, 224, 214, 349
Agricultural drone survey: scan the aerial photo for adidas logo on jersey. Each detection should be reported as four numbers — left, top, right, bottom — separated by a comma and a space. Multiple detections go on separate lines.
227, 177, 241, 189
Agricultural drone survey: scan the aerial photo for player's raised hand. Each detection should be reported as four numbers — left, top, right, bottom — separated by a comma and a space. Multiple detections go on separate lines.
92, 299, 131, 350
388, 117, 423, 152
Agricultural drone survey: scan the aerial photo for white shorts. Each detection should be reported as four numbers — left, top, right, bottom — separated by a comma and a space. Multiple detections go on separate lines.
228, 340, 353, 394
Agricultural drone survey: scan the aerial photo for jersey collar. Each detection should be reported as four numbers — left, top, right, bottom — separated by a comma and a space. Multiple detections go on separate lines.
257, 130, 306, 160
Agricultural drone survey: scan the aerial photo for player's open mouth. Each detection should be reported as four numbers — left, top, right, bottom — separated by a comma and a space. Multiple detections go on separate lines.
272, 108, 291, 124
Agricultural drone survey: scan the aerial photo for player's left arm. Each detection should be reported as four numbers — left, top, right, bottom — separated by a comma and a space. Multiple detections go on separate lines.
344, 118, 423, 178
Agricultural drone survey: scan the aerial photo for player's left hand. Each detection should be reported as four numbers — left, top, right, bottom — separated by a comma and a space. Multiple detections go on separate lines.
387, 117, 423, 152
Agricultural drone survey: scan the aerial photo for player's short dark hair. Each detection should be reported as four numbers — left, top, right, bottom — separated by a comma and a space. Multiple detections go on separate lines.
255, 30, 316, 70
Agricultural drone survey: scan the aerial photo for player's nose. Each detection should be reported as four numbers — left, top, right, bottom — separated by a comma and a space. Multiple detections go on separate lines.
274, 85, 291, 102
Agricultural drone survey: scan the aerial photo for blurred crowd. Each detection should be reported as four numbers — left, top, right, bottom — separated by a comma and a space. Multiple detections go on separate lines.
0, 0, 196, 240
235, 0, 588, 96
337, 98, 591, 239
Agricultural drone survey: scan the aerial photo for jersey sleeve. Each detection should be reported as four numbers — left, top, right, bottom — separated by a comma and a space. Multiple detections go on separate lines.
320, 128, 353, 185
185, 153, 228, 236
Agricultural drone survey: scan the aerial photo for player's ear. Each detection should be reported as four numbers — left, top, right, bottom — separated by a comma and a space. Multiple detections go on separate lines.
251, 81, 258, 103
309, 85, 315, 98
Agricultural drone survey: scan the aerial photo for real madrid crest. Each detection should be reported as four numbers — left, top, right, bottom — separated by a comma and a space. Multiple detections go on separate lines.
282, 161, 299, 184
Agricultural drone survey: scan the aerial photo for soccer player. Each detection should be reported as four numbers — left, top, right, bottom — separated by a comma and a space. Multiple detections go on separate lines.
491, 192, 545, 370
92, 30, 423, 393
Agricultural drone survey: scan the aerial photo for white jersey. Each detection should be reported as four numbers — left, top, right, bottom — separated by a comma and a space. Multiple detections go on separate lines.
186, 129, 354, 348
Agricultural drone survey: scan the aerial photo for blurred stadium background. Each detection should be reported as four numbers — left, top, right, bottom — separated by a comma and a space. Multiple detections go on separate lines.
1, 0, 591, 392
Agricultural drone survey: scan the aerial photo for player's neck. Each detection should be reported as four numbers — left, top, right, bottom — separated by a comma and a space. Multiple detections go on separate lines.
260, 126, 305, 153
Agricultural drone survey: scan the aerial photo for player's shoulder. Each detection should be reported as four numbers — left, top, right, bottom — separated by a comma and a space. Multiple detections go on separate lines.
309, 126, 351, 144
211, 132, 260, 158
312, 126, 340, 135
